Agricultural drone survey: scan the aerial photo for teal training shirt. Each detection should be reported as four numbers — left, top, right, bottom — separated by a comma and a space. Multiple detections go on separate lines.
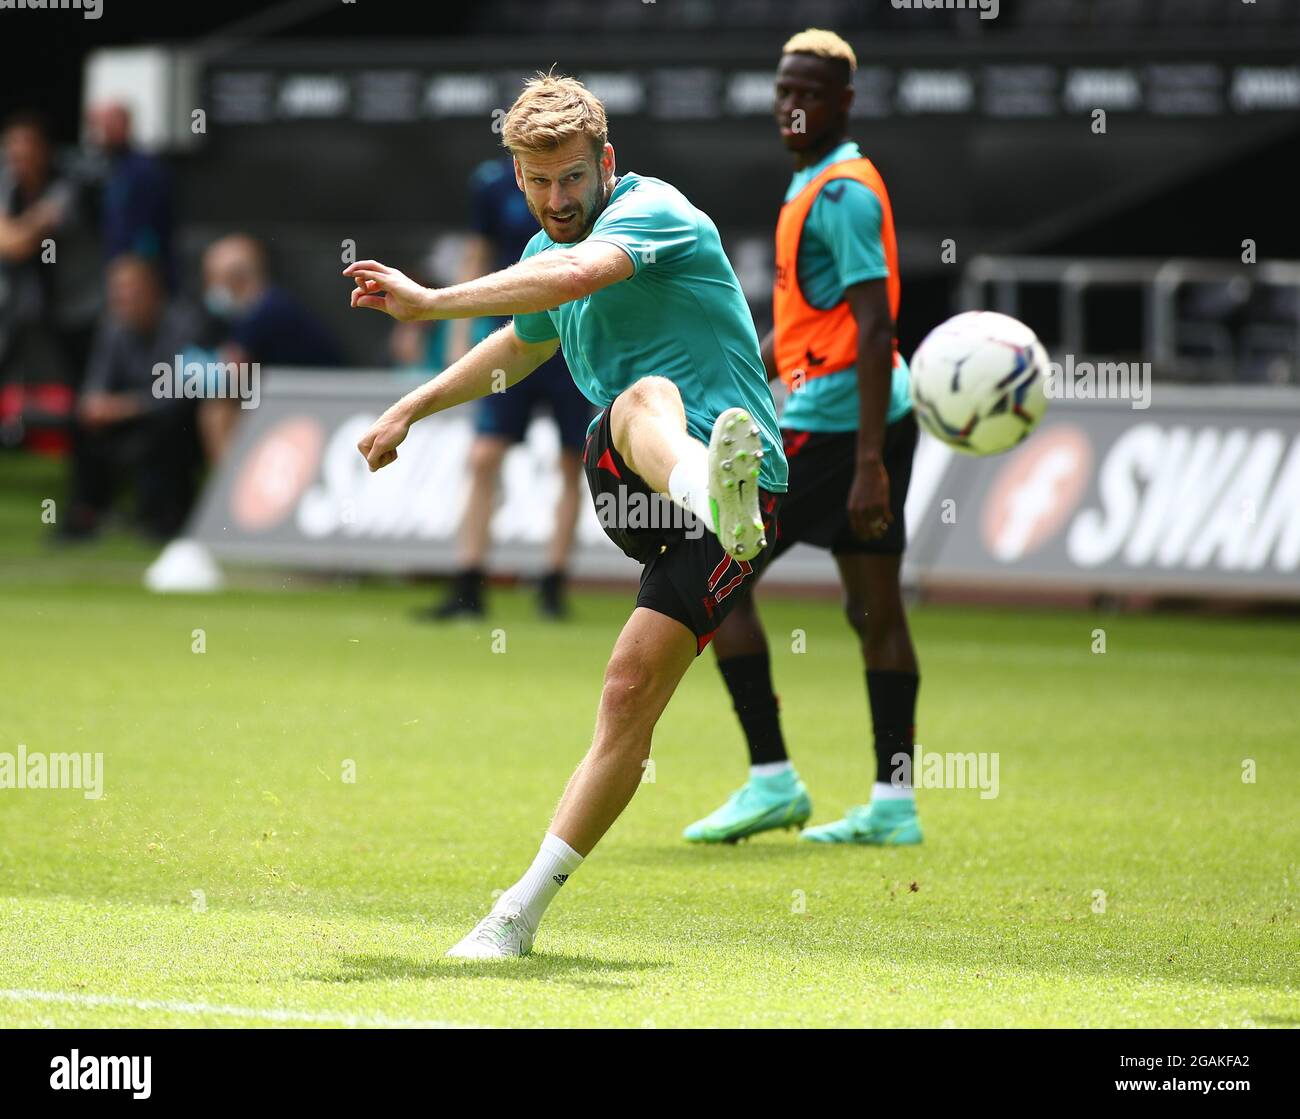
778, 140, 912, 433
511, 172, 787, 493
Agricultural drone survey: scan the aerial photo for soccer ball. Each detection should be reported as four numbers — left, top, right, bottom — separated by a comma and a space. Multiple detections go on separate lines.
908, 311, 1049, 456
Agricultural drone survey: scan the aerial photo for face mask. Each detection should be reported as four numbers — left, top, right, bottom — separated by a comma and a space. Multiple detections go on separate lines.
204, 285, 236, 318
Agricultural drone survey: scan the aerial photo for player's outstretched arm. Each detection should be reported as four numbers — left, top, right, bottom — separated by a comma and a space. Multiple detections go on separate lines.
356, 323, 559, 472
343, 240, 633, 322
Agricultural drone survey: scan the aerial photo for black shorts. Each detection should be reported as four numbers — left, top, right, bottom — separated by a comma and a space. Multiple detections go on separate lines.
772, 411, 918, 560
583, 407, 783, 654
475, 350, 593, 451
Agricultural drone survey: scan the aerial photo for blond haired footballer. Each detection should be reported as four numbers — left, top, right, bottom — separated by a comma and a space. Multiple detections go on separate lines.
346, 74, 789, 957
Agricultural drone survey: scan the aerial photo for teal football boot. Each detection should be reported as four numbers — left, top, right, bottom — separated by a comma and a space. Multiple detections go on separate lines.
800, 799, 923, 845
683, 770, 812, 844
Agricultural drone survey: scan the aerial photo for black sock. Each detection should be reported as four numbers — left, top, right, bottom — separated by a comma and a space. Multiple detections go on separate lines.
450, 567, 484, 607
717, 652, 787, 766
866, 670, 919, 785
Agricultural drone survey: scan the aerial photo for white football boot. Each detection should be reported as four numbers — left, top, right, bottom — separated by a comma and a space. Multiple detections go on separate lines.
708, 407, 768, 561
445, 905, 534, 959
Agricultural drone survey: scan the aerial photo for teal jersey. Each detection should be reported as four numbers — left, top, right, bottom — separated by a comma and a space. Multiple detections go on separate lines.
512, 173, 787, 493
779, 140, 912, 433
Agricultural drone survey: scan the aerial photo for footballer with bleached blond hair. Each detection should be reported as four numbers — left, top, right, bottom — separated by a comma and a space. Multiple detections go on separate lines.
683, 28, 927, 848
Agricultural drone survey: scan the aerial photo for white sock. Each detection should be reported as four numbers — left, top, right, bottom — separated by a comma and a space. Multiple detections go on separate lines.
872, 780, 914, 802
751, 761, 793, 779
667, 451, 715, 533
495, 831, 583, 932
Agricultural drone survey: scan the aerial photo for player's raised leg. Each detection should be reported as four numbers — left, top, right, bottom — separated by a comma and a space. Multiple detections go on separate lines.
800, 551, 922, 845
610, 374, 768, 560
683, 590, 812, 843
446, 606, 696, 958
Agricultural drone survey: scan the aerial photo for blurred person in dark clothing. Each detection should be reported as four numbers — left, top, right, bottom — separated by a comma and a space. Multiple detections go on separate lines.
0, 111, 102, 393
412, 158, 592, 622
199, 232, 343, 460
63, 255, 202, 541
85, 101, 176, 291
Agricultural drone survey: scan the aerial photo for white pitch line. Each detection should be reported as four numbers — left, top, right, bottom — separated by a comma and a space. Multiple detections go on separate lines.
0, 989, 485, 1029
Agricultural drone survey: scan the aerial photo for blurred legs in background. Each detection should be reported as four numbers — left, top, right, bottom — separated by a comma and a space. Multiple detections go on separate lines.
418, 354, 591, 623
198, 397, 242, 464
63, 406, 199, 541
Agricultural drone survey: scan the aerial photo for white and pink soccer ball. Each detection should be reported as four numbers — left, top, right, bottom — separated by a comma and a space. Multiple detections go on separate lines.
909, 310, 1050, 456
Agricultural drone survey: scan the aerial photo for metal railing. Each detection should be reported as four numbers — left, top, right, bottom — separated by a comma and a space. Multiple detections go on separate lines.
961, 255, 1300, 383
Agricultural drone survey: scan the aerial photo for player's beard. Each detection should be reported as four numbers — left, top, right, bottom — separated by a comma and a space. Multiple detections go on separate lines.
532, 175, 612, 243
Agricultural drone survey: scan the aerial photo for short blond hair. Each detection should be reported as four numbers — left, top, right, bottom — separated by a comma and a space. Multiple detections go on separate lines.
501, 70, 608, 158
781, 28, 857, 73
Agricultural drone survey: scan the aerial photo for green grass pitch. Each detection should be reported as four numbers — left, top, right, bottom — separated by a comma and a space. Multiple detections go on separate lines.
0, 461, 1297, 1027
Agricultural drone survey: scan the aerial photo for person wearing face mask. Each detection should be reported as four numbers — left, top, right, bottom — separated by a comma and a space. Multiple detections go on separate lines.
199, 233, 343, 461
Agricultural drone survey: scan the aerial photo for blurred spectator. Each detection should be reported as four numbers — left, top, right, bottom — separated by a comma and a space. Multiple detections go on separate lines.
85, 101, 176, 290
409, 158, 591, 622
200, 232, 343, 460
63, 254, 203, 541
0, 110, 102, 393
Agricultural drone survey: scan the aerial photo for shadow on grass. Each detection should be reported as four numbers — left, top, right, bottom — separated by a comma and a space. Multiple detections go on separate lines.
609, 842, 926, 866
304, 951, 670, 988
